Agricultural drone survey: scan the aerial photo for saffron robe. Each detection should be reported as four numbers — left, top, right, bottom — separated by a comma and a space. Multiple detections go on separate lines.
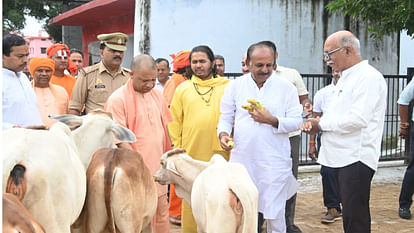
105, 79, 172, 196
33, 84, 69, 127
50, 74, 76, 99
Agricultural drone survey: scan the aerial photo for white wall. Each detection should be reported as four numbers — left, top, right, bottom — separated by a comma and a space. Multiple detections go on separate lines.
400, 30, 414, 75
141, 0, 399, 74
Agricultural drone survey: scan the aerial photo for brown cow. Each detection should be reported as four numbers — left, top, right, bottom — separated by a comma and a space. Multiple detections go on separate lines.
73, 148, 157, 233
3, 193, 45, 233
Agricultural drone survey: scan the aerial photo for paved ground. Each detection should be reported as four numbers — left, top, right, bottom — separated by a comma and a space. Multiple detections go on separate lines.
170, 164, 414, 233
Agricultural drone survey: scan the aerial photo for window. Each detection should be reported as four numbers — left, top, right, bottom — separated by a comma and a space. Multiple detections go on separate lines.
41, 48, 47, 54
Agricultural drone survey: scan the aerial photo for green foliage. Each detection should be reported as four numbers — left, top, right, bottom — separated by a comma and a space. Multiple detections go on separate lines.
326, 0, 414, 39
3, 0, 62, 41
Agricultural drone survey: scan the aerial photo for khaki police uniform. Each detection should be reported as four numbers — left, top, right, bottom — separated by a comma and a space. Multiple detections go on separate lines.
69, 32, 130, 114
69, 62, 129, 113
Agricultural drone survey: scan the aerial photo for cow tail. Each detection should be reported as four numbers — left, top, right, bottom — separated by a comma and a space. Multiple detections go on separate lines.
6, 164, 27, 201
104, 149, 117, 233
228, 173, 258, 233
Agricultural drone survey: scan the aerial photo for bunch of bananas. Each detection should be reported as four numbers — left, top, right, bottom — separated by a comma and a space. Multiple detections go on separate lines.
242, 98, 263, 112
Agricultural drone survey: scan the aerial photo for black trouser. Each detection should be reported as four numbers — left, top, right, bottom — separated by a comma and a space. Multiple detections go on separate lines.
321, 165, 341, 211
336, 161, 374, 233
285, 135, 300, 228
258, 212, 264, 233
399, 124, 414, 209
318, 134, 341, 212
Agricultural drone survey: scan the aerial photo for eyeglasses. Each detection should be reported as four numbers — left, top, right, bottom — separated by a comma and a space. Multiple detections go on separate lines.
323, 46, 345, 60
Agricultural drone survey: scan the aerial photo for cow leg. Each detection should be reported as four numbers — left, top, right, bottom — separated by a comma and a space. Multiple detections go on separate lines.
205, 197, 238, 233
141, 223, 153, 233
111, 173, 145, 233
86, 170, 108, 233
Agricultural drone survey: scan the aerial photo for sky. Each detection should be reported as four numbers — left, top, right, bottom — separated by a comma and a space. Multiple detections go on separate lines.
400, 30, 414, 75
21, 16, 45, 36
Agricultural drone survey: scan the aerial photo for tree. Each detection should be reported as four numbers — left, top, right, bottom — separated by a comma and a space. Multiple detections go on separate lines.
3, 0, 62, 41
326, 0, 414, 39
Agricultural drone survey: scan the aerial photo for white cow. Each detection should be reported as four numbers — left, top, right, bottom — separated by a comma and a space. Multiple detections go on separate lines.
52, 111, 135, 170
154, 149, 258, 233
2, 111, 135, 233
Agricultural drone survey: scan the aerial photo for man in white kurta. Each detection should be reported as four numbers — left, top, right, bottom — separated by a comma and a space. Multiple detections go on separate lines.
217, 41, 302, 233
3, 34, 42, 130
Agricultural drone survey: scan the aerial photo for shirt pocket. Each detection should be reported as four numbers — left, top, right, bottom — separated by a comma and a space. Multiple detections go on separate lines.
89, 86, 109, 104
336, 88, 353, 110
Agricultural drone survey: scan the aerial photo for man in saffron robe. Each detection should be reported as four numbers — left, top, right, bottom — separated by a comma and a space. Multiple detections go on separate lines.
105, 54, 172, 233
29, 57, 68, 128
47, 43, 77, 99
163, 50, 191, 106
168, 45, 230, 233
163, 50, 191, 225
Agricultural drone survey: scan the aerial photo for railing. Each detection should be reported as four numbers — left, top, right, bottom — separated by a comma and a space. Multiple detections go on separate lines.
223, 72, 411, 165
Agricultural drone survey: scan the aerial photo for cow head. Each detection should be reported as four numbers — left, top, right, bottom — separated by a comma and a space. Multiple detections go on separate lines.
154, 148, 211, 204
154, 148, 187, 185
51, 110, 136, 169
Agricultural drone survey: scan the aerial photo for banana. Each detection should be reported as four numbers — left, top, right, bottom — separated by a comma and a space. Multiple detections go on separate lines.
242, 104, 254, 112
247, 99, 264, 110
227, 140, 234, 148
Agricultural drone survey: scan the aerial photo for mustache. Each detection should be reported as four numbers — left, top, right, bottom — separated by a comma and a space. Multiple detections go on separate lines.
113, 56, 122, 60
258, 72, 270, 76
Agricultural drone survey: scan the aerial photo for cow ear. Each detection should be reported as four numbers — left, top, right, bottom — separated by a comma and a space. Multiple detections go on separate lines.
166, 160, 182, 177
50, 114, 83, 130
111, 124, 136, 143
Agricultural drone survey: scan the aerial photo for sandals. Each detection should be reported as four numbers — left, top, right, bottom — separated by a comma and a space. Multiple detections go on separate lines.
169, 216, 182, 226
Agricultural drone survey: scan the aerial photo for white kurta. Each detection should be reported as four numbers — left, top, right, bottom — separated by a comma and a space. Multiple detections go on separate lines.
217, 72, 302, 220
2, 68, 42, 130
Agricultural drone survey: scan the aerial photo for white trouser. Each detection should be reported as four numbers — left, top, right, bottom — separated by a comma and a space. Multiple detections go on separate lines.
266, 217, 286, 233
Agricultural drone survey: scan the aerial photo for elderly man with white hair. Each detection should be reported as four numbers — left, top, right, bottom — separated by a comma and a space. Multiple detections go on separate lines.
301, 30, 387, 233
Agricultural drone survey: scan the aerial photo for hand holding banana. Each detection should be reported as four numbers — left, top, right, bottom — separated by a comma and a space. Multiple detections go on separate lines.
242, 98, 279, 127
219, 132, 234, 151
242, 98, 264, 112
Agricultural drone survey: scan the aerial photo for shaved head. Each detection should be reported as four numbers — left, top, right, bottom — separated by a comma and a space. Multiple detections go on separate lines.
130, 54, 157, 93
131, 54, 156, 71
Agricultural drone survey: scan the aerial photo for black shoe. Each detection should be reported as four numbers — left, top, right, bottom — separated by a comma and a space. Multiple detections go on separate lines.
399, 207, 412, 219
287, 224, 302, 233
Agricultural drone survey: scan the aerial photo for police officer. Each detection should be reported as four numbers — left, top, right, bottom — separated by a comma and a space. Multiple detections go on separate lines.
69, 32, 130, 115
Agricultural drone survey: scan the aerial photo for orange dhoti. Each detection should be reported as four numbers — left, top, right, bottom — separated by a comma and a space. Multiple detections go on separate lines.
169, 184, 182, 221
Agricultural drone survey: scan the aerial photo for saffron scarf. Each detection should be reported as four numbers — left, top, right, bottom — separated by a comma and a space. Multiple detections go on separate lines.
123, 79, 172, 152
